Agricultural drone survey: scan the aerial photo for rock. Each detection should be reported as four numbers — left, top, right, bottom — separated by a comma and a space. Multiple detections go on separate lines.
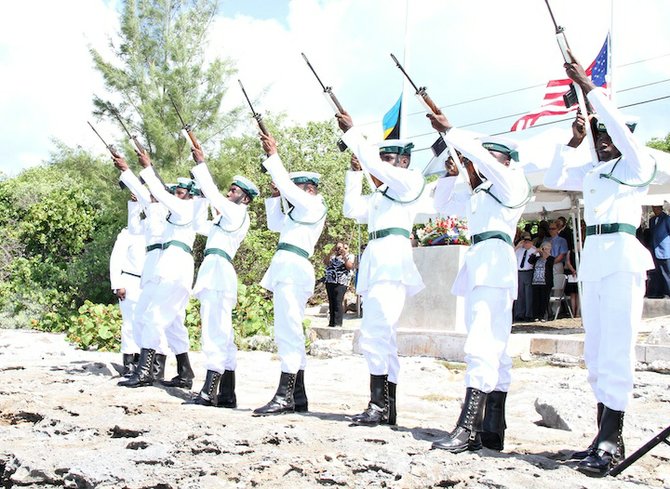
534, 396, 572, 431
646, 324, 670, 345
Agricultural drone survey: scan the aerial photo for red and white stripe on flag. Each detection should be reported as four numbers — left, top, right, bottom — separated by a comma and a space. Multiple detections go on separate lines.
510, 35, 609, 132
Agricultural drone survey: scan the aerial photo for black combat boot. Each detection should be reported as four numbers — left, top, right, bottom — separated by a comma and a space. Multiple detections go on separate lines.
388, 381, 397, 426
253, 372, 297, 416
188, 370, 222, 406
578, 407, 625, 477
153, 353, 167, 382
161, 352, 195, 389
432, 388, 487, 453
216, 370, 237, 408
118, 348, 155, 388
571, 402, 604, 459
481, 390, 507, 451
293, 369, 308, 413
351, 374, 390, 426
122, 353, 139, 377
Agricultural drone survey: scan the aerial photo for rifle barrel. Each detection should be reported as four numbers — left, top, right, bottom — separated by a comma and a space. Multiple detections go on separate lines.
301, 52, 328, 92
168, 94, 188, 128
389, 53, 421, 94
87, 121, 110, 148
544, 0, 561, 33
238, 79, 257, 117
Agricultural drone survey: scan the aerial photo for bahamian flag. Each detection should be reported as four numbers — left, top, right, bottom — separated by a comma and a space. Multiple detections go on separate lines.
382, 95, 402, 140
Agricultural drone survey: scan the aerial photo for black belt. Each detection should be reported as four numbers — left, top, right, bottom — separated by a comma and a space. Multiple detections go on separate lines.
471, 231, 512, 246
368, 227, 410, 240
204, 247, 233, 263
121, 270, 142, 278
585, 223, 636, 237
518, 269, 533, 272
145, 240, 193, 254
277, 242, 310, 259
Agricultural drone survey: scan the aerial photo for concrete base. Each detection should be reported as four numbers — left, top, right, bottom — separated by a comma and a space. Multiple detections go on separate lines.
398, 245, 467, 333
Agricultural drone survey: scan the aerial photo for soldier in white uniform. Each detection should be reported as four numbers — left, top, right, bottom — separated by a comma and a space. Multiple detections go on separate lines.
188, 147, 258, 407
117, 173, 192, 382
109, 196, 145, 376
335, 112, 425, 427
253, 132, 327, 416
113, 153, 202, 389
428, 112, 530, 453
544, 56, 655, 477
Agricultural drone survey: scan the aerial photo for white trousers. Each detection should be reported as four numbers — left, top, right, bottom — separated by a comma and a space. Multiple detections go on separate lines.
463, 286, 514, 393
118, 278, 141, 354
137, 279, 191, 354
359, 281, 406, 384
199, 289, 237, 373
581, 272, 644, 411
273, 282, 311, 374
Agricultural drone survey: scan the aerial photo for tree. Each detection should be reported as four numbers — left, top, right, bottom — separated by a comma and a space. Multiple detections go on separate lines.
90, 0, 241, 169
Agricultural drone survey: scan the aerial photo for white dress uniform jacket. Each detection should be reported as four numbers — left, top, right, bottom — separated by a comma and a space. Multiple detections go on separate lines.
434, 128, 529, 297
544, 89, 655, 279
191, 163, 250, 297
260, 154, 327, 293
340, 127, 425, 297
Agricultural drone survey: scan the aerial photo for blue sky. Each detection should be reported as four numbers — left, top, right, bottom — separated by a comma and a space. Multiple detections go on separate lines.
1, 0, 669, 177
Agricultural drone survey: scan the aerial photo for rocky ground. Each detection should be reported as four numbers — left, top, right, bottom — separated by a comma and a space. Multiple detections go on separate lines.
1, 321, 669, 489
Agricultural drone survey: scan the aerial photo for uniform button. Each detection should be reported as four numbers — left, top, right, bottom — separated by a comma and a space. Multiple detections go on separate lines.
590, 189, 596, 194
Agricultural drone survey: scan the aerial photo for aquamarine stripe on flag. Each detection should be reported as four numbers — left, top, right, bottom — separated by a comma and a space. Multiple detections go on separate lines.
383, 95, 402, 140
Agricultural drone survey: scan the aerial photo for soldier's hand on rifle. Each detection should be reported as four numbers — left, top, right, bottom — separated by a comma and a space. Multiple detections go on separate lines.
114, 288, 127, 301
426, 110, 452, 133
270, 182, 280, 198
445, 156, 459, 177
137, 152, 152, 169
564, 49, 595, 94
191, 146, 205, 164
260, 133, 277, 156
568, 110, 588, 148
112, 154, 129, 172
335, 111, 353, 133
350, 154, 362, 172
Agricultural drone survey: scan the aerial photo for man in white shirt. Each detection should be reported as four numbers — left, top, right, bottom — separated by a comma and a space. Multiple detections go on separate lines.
253, 132, 327, 416
336, 112, 425, 427
543, 55, 655, 477
113, 153, 202, 389
514, 232, 536, 322
188, 147, 258, 407
428, 112, 530, 454
109, 195, 145, 376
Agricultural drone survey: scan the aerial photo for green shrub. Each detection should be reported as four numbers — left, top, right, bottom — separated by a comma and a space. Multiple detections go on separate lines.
233, 282, 274, 342
66, 301, 122, 351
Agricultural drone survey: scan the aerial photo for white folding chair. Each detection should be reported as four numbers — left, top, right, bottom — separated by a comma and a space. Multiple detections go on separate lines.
549, 273, 574, 320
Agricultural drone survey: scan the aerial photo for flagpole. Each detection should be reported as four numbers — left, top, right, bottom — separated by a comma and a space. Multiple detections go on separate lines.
400, 0, 410, 139
608, 0, 615, 103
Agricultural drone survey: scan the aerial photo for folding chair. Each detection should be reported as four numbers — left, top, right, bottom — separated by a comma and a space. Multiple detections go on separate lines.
548, 273, 574, 320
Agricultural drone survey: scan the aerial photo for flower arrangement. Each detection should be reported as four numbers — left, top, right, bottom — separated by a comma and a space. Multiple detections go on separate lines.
415, 216, 470, 246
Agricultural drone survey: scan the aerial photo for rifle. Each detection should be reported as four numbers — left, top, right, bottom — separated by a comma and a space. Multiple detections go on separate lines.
168, 94, 200, 150
544, 0, 598, 162
112, 109, 147, 155
390, 53, 472, 188
88, 121, 120, 157
238, 79, 270, 136
301, 52, 375, 188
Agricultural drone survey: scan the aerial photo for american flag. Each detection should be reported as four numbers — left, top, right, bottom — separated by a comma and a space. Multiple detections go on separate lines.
510, 35, 609, 132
